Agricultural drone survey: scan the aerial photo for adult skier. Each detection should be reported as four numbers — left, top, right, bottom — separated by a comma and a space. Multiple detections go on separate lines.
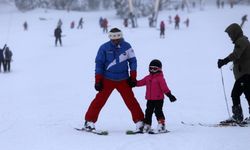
218, 23, 250, 124
0, 44, 6, 72
83, 28, 144, 132
4, 46, 13, 72
54, 26, 62, 46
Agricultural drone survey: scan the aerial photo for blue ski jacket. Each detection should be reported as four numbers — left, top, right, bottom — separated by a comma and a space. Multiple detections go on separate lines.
95, 39, 137, 81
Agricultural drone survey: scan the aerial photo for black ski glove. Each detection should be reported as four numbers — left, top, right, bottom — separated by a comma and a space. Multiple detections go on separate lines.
217, 57, 230, 68
95, 82, 103, 92
166, 92, 177, 102
127, 77, 137, 88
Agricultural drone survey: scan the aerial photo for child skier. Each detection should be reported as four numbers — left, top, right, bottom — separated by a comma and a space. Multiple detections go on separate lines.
136, 59, 177, 133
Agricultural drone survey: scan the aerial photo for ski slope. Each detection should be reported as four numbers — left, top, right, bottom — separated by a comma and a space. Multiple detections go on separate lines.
0, 3, 250, 150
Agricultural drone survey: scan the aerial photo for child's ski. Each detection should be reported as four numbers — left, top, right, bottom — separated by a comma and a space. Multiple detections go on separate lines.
126, 130, 143, 135
75, 128, 108, 135
148, 129, 170, 134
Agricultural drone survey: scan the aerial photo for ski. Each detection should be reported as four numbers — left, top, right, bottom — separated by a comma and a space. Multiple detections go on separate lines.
181, 121, 248, 127
75, 128, 108, 135
148, 129, 170, 134
126, 130, 143, 135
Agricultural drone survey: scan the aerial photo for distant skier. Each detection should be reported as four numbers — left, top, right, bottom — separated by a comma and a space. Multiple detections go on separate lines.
136, 59, 177, 133
240, 15, 247, 28
160, 21, 165, 38
99, 17, 103, 28
23, 21, 28, 31
168, 16, 172, 24
217, 23, 250, 124
184, 18, 190, 28
83, 28, 144, 132
77, 17, 84, 29
174, 14, 180, 29
54, 26, 62, 46
70, 21, 75, 29
57, 19, 63, 28
123, 18, 128, 27
0, 44, 6, 72
3, 46, 12, 72
102, 18, 108, 33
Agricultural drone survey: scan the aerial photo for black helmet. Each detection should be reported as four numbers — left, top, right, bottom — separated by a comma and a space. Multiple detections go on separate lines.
149, 59, 162, 74
149, 59, 162, 68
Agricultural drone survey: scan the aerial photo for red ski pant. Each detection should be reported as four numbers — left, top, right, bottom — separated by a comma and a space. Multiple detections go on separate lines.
85, 78, 144, 123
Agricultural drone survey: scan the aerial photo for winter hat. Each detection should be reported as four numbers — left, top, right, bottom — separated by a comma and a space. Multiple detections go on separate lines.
149, 59, 162, 68
108, 28, 123, 40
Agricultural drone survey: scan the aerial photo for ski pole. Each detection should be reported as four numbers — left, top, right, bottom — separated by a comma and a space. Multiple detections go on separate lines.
220, 68, 231, 117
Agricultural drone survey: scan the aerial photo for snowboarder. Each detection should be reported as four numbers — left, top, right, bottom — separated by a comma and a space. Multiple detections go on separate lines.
77, 17, 84, 29
23, 21, 28, 31
83, 28, 144, 132
217, 23, 250, 124
174, 14, 180, 29
240, 15, 247, 28
0, 44, 6, 72
3, 46, 12, 72
160, 21, 165, 38
136, 59, 177, 133
54, 26, 62, 46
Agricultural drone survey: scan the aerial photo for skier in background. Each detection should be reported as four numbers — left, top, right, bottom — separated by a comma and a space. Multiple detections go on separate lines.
160, 21, 165, 38
83, 28, 144, 132
218, 23, 250, 124
174, 14, 180, 29
4, 46, 12, 72
136, 59, 177, 133
0, 44, 6, 72
23, 21, 28, 31
184, 18, 190, 28
102, 18, 108, 33
54, 26, 62, 46
240, 15, 247, 28
70, 21, 75, 29
77, 17, 84, 29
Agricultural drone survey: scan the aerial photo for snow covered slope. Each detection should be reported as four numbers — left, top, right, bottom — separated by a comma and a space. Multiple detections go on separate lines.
0, 3, 250, 150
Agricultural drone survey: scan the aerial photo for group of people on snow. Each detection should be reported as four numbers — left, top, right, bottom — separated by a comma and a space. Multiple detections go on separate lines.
0, 44, 13, 73
83, 23, 250, 133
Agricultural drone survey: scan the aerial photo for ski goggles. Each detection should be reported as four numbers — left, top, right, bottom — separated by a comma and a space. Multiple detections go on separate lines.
149, 66, 162, 73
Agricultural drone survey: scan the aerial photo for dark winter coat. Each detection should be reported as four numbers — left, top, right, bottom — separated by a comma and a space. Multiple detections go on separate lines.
225, 23, 250, 80
4, 48, 12, 61
0, 49, 4, 61
54, 27, 62, 37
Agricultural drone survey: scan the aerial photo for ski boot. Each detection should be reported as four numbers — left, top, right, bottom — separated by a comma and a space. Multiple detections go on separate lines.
135, 121, 144, 133
220, 105, 243, 125
156, 119, 168, 133
84, 121, 95, 131
143, 124, 152, 133
242, 107, 250, 124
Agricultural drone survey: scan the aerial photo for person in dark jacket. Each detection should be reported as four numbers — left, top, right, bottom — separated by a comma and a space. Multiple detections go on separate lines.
0, 44, 7, 72
83, 28, 144, 132
218, 23, 250, 124
4, 46, 12, 72
54, 26, 62, 46
160, 21, 165, 38
240, 14, 247, 28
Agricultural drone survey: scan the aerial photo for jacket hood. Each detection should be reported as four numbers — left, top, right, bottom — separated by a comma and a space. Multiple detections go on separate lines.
225, 23, 243, 43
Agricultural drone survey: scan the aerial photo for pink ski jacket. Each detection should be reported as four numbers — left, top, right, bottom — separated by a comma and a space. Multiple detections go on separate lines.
136, 72, 170, 100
